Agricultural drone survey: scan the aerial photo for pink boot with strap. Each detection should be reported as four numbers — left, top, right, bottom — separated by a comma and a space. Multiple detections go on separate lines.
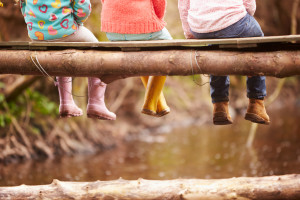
87, 77, 116, 120
56, 77, 83, 118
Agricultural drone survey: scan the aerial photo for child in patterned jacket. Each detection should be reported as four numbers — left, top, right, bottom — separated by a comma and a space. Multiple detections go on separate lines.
178, 0, 270, 125
20, 0, 116, 120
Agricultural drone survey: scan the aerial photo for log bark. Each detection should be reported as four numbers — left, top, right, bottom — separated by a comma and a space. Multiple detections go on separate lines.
0, 49, 299, 83
0, 174, 300, 200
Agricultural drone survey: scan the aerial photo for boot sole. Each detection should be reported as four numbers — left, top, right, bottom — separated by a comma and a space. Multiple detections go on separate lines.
60, 113, 83, 118
245, 113, 270, 125
155, 108, 170, 117
141, 109, 157, 116
213, 112, 233, 125
213, 117, 233, 125
87, 114, 116, 121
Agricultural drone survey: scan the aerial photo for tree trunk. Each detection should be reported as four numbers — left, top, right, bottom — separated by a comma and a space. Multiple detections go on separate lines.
4, 75, 41, 101
0, 49, 299, 83
0, 174, 300, 200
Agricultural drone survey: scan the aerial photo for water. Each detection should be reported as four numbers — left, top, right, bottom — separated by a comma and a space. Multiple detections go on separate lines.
0, 107, 299, 186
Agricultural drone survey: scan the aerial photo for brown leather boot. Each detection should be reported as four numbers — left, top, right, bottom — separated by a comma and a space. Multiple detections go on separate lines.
213, 101, 233, 125
245, 98, 270, 125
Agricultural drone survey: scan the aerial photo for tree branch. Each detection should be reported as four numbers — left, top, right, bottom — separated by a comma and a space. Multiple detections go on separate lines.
0, 174, 300, 200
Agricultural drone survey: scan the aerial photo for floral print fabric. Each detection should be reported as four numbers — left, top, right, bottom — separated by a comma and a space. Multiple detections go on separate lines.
20, 0, 91, 40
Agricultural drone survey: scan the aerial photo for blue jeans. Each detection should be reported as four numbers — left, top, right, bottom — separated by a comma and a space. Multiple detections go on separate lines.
106, 27, 172, 41
191, 14, 267, 103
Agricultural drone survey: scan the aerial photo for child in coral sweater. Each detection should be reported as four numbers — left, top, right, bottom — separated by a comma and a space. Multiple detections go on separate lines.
101, 0, 171, 117
179, 0, 270, 125
20, 0, 116, 120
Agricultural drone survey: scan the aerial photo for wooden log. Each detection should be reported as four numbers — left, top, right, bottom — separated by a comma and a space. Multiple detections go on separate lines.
0, 174, 300, 200
0, 49, 300, 83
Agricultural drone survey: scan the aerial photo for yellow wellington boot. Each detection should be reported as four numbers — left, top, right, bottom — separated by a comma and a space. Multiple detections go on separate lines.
140, 76, 170, 117
141, 76, 167, 116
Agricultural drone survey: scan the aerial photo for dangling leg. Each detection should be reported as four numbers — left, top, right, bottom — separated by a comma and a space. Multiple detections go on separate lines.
141, 76, 167, 116
140, 76, 170, 117
56, 77, 83, 118
211, 75, 233, 125
155, 90, 170, 117
245, 76, 270, 124
87, 77, 116, 120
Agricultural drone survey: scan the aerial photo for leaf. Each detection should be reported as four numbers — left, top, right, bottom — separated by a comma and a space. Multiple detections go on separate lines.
0, 115, 5, 127
0, 81, 5, 89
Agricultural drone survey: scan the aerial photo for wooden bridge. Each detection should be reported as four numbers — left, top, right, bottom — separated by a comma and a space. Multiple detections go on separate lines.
0, 35, 300, 83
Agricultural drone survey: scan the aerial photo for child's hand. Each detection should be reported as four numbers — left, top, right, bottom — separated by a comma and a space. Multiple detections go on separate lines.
185, 32, 196, 39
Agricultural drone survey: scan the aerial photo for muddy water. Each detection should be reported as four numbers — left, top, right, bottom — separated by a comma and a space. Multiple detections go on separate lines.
0, 106, 300, 186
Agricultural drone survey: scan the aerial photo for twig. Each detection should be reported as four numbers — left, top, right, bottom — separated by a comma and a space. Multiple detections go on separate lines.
11, 118, 33, 154
110, 78, 134, 112
0, 74, 10, 80
23, 91, 32, 126
291, 0, 299, 35
247, 78, 286, 148
265, 78, 286, 106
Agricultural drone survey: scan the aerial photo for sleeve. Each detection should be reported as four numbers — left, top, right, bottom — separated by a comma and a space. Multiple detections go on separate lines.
178, 0, 195, 39
20, 0, 26, 16
73, 0, 92, 25
243, 0, 256, 16
152, 0, 166, 20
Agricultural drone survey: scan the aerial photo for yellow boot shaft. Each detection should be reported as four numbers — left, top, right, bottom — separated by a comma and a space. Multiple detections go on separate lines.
141, 76, 169, 116
141, 76, 170, 116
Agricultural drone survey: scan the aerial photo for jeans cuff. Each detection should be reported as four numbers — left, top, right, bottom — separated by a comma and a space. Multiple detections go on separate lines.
247, 92, 267, 99
212, 97, 229, 104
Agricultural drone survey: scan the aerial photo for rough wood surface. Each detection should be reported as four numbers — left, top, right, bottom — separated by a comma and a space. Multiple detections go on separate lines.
0, 174, 300, 200
1, 35, 300, 49
0, 48, 300, 84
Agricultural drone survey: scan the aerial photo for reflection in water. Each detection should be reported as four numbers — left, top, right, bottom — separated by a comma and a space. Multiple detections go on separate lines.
0, 107, 299, 186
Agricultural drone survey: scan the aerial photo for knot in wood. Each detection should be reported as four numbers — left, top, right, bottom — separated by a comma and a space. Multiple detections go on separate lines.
169, 55, 176, 64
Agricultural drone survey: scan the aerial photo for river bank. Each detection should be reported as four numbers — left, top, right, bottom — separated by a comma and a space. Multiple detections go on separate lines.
1, 101, 299, 186
0, 75, 299, 164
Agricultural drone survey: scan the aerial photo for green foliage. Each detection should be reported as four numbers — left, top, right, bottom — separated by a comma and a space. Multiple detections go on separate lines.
0, 89, 58, 128
0, 94, 11, 128
0, 111, 11, 128
26, 89, 58, 115
0, 81, 5, 89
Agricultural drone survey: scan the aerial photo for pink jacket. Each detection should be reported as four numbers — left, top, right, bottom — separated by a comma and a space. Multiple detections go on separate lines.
101, 0, 167, 34
178, 0, 256, 38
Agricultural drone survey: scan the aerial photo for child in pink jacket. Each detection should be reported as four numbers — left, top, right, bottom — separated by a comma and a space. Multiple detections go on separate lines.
101, 0, 171, 117
179, 0, 270, 125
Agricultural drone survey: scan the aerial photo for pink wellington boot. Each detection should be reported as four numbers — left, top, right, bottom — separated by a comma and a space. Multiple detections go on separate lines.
56, 77, 83, 118
87, 77, 116, 120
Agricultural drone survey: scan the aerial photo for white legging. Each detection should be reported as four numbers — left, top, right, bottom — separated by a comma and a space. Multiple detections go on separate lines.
33, 25, 98, 43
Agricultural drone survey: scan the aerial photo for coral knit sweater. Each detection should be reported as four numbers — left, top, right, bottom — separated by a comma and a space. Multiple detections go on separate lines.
101, 0, 167, 34
178, 0, 256, 38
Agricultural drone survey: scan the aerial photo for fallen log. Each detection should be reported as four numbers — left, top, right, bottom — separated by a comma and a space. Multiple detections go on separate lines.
0, 174, 300, 200
0, 48, 300, 83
